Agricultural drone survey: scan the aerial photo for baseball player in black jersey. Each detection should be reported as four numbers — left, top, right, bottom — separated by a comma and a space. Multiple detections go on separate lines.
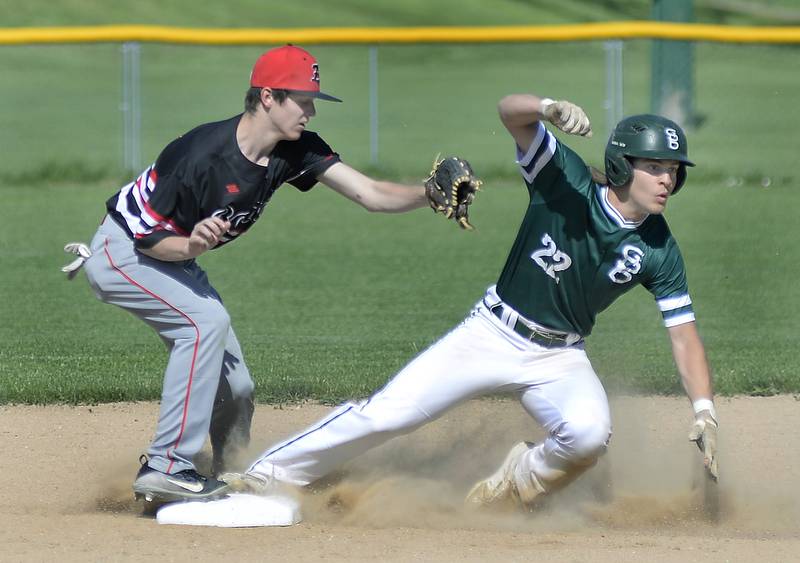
63, 45, 476, 505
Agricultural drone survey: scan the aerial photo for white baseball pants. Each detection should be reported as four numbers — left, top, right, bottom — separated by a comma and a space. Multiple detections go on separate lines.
249, 286, 611, 491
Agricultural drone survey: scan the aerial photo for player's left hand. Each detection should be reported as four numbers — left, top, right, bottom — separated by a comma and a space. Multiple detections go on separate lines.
688, 410, 719, 481
541, 99, 593, 137
188, 217, 231, 256
424, 156, 482, 230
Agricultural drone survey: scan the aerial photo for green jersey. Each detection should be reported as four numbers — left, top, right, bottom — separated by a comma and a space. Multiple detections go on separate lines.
496, 122, 695, 336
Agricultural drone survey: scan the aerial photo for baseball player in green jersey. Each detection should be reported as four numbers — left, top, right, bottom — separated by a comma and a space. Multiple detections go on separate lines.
219, 93, 718, 516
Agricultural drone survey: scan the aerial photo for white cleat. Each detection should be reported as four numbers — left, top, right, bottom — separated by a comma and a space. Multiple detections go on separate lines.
218, 472, 274, 495
465, 441, 540, 511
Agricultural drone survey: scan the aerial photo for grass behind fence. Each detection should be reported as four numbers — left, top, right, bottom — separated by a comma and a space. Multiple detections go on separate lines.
1, 40, 797, 186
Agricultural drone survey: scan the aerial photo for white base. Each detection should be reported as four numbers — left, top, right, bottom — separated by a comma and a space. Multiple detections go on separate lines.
156, 493, 302, 527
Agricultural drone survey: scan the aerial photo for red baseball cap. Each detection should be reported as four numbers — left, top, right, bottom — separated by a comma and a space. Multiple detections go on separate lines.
250, 45, 342, 102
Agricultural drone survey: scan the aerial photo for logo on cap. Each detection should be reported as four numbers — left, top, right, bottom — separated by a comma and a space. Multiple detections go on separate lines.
249, 45, 341, 102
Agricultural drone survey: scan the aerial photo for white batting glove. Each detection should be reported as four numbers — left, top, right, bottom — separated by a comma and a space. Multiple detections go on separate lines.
688, 409, 719, 481
61, 242, 92, 280
540, 98, 593, 137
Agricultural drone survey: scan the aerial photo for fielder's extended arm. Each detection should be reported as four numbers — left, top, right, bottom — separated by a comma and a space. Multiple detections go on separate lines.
317, 159, 481, 229
317, 161, 427, 213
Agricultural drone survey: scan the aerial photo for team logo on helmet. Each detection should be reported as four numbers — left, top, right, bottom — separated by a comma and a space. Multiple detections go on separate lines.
664, 128, 680, 150
604, 114, 695, 193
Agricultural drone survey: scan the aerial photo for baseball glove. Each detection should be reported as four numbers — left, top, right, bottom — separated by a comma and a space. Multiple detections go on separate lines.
424, 156, 482, 230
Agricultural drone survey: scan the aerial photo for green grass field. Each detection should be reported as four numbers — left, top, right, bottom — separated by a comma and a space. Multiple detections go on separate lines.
1, 1, 798, 403
1, 172, 797, 403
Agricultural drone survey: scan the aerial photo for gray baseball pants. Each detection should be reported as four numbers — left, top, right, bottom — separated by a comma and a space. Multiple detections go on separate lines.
84, 216, 255, 474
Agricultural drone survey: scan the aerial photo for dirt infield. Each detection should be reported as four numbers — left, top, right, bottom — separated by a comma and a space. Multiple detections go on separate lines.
2, 396, 798, 561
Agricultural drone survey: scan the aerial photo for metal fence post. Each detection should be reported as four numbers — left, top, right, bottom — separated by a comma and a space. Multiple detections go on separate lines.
604, 40, 624, 140
121, 42, 142, 173
368, 45, 378, 165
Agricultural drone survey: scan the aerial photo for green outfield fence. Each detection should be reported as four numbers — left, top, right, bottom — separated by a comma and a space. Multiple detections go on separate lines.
1, 22, 798, 181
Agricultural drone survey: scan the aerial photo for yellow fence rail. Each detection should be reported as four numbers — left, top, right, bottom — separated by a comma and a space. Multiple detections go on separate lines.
1, 21, 799, 45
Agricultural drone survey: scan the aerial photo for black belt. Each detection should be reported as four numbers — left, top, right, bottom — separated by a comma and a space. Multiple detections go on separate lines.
486, 302, 575, 348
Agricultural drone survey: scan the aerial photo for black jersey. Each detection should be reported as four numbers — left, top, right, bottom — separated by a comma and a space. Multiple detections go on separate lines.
107, 114, 340, 249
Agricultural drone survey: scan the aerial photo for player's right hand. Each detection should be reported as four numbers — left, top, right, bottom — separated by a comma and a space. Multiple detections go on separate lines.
541, 99, 593, 137
188, 217, 231, 256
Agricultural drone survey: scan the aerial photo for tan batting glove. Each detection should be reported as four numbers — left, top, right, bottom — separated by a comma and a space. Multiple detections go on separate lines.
540, 98, 593, 137
688, 409, 719, 481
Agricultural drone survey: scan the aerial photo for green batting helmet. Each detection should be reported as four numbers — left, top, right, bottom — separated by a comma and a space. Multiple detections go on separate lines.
604, 114, 695, 193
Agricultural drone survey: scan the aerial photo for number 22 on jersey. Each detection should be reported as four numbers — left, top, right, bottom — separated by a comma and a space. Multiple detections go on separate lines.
530, 233, 572, 283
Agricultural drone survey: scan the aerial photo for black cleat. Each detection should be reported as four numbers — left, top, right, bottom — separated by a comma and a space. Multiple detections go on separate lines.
132, 455, 230, 503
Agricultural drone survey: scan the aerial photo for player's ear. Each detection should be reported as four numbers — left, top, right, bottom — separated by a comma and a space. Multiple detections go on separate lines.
260, 87, 274, 109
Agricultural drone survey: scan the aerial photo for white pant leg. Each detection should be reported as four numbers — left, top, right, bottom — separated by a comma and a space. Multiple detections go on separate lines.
515, 348, 612, 492
249, 306, 534, 485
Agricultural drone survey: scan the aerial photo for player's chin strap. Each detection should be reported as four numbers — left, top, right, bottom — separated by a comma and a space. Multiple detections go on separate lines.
61, 242, 92, 280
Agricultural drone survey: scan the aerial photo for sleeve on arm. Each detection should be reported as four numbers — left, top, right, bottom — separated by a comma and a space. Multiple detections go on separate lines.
125, 151, 194, 248
142, 174, 178, 225
133, 229, 182, 250
643, 239, 696, 327
111, 133, 200, 250
515, 122, 592, 200
134, 171, 191, 234
516, 122, 557, 184
656, 293, 695, 327
110, 162, 186, 239
287, 132, 341, 191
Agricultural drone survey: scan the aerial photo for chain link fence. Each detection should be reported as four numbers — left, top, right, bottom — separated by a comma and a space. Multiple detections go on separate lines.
0, 37, 797, 186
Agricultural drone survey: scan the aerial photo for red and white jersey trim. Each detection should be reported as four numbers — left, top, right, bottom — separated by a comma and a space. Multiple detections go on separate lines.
114, 165, 188, 239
